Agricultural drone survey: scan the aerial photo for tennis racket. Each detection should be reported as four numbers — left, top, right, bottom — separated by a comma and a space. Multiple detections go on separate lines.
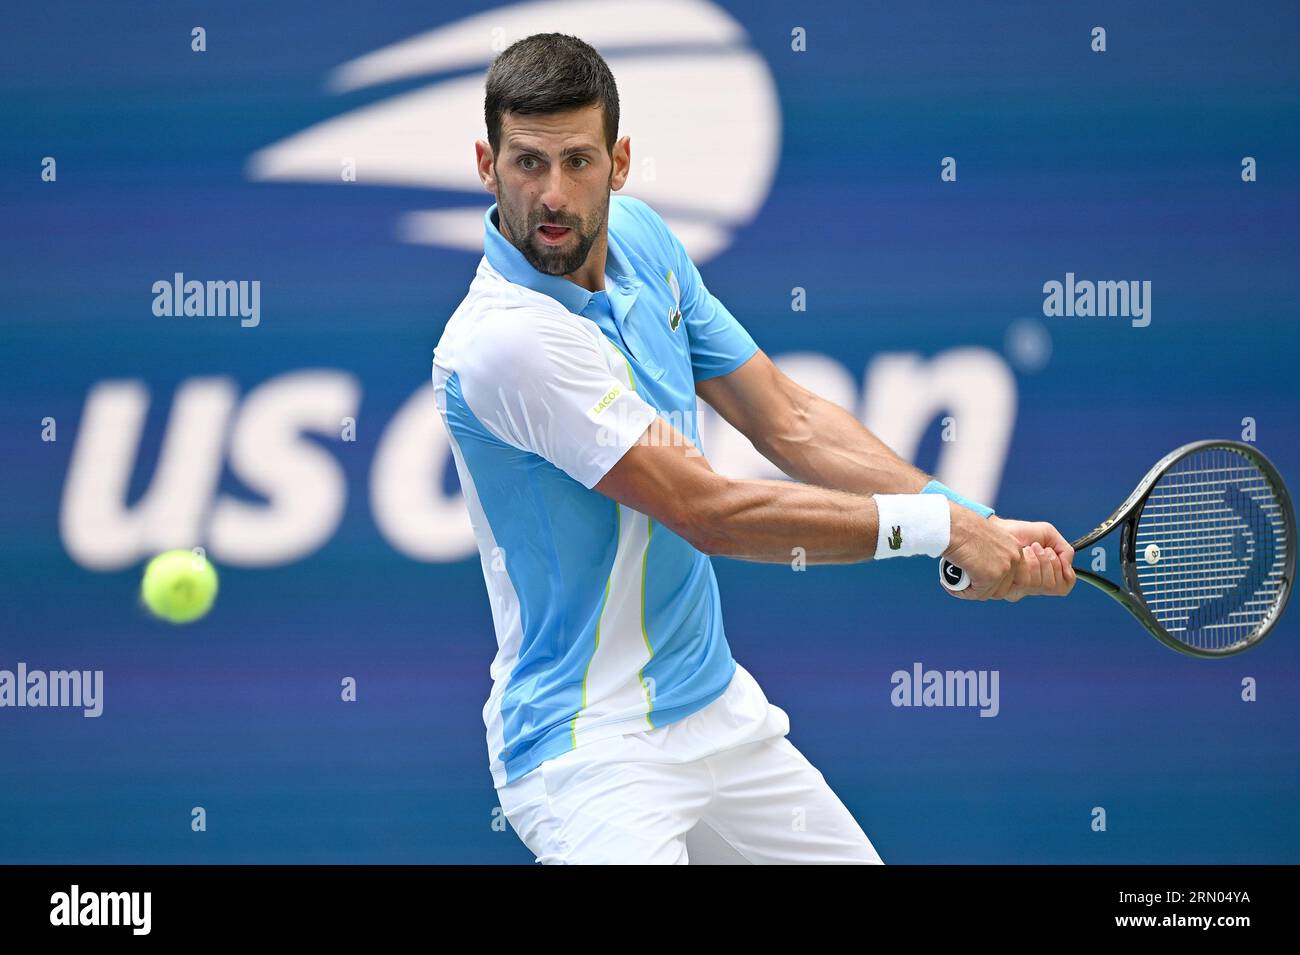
938, 440, 1294, 657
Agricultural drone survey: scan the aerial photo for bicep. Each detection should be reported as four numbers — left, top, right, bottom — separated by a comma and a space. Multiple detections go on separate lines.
695, 347, 808, 450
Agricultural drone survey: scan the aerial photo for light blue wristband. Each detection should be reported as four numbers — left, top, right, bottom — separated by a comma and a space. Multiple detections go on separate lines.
921, 479, 995, 519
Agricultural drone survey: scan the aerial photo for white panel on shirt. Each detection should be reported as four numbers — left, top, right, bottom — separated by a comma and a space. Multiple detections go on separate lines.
452, 266, 660, 490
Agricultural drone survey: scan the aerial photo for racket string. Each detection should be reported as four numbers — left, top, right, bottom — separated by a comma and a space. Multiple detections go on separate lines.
1133, 447, 1288, 652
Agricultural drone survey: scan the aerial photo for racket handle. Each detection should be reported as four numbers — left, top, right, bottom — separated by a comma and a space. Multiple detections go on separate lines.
938, 558, 971, 593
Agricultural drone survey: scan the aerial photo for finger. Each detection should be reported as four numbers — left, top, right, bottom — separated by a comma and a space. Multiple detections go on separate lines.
1055, 551, 1075, 595
1060, 560, 1077, 594
1040, 544, 1060, 591
1048, 528, 1074, 567
1013, 545, 1034, 597
1001, 546, 1034, 601
1021, 542, 1046, 595
1010, 546, 1033, 599
990, 551, 1024, 601
1023, 541, 1046, 593
996, 572, 1021, 602
1027, 522, 1073, 564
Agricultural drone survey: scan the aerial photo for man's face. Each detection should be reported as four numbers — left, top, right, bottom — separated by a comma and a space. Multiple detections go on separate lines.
480, 105, 628, 277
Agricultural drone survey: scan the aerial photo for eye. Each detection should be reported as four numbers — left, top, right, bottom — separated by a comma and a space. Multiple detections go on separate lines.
569, 156, 589, 169
518, 155, 540, 171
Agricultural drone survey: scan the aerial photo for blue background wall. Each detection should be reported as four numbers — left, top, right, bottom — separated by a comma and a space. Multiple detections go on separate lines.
1, 0, 1297, 862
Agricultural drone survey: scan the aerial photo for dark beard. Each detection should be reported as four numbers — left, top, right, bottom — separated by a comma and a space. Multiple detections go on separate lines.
497, 196, 607, 277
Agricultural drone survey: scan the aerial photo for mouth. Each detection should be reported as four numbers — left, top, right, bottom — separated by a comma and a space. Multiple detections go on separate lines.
536, 224, 573, 246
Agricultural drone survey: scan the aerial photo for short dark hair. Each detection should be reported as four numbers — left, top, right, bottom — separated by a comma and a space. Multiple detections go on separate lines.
484, 33, 619, 155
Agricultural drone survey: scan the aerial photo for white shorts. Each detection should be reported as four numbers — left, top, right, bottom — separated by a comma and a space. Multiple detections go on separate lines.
496, 662, 884, 864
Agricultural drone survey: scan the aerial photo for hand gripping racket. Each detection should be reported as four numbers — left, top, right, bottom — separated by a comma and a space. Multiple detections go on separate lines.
938, 440, 1294, 657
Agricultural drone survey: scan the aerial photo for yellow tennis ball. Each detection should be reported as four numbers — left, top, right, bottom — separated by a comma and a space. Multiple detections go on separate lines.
141, 549, 219, 623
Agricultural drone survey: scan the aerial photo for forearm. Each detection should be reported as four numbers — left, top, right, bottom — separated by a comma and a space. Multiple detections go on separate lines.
759, 389, 929, 495
698, 476, 889, 564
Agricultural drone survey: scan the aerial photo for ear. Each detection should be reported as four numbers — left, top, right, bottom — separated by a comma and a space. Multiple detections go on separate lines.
475, 140, 498, 195
609, 135, 631, 191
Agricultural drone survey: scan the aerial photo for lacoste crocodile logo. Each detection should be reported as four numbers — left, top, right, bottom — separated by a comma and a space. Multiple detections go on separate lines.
888, 525, 902, 550
666, 269, 682, 331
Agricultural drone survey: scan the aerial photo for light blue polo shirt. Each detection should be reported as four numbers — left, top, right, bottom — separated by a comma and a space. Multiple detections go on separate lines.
432, 194, 760, 787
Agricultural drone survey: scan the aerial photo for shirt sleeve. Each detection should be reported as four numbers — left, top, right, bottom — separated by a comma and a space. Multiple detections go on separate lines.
457, 307, 660, 489
662, 221, 759, 384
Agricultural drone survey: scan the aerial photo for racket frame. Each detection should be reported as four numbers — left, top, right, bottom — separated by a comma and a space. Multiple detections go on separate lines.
947, 440, 1295, 658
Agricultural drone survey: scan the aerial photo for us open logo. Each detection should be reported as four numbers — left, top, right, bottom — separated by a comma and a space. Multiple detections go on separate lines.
246, 0, 781, 264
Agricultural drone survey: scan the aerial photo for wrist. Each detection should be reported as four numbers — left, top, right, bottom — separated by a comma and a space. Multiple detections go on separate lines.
943, 499, 974, 558
872, 493, 951, 559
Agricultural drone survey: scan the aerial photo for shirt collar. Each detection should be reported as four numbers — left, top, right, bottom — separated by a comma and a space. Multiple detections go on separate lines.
483, 202, 641, 314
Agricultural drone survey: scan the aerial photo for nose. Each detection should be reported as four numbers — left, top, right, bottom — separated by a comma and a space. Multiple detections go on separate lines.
538, 167, 568, 219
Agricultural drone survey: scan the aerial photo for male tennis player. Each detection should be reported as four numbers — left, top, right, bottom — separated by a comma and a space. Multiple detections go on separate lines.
432, 33, 1076, 864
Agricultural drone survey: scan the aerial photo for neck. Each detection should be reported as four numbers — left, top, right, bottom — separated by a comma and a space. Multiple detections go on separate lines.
565, 232, 609, 293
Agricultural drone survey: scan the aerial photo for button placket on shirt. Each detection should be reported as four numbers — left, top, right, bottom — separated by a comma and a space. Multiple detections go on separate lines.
608, 279, 666, 381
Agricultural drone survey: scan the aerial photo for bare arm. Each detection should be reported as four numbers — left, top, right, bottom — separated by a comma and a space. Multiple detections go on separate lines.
597, 369, 1075, 598
594, 415, 974, 566
695, 349, 929, 494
